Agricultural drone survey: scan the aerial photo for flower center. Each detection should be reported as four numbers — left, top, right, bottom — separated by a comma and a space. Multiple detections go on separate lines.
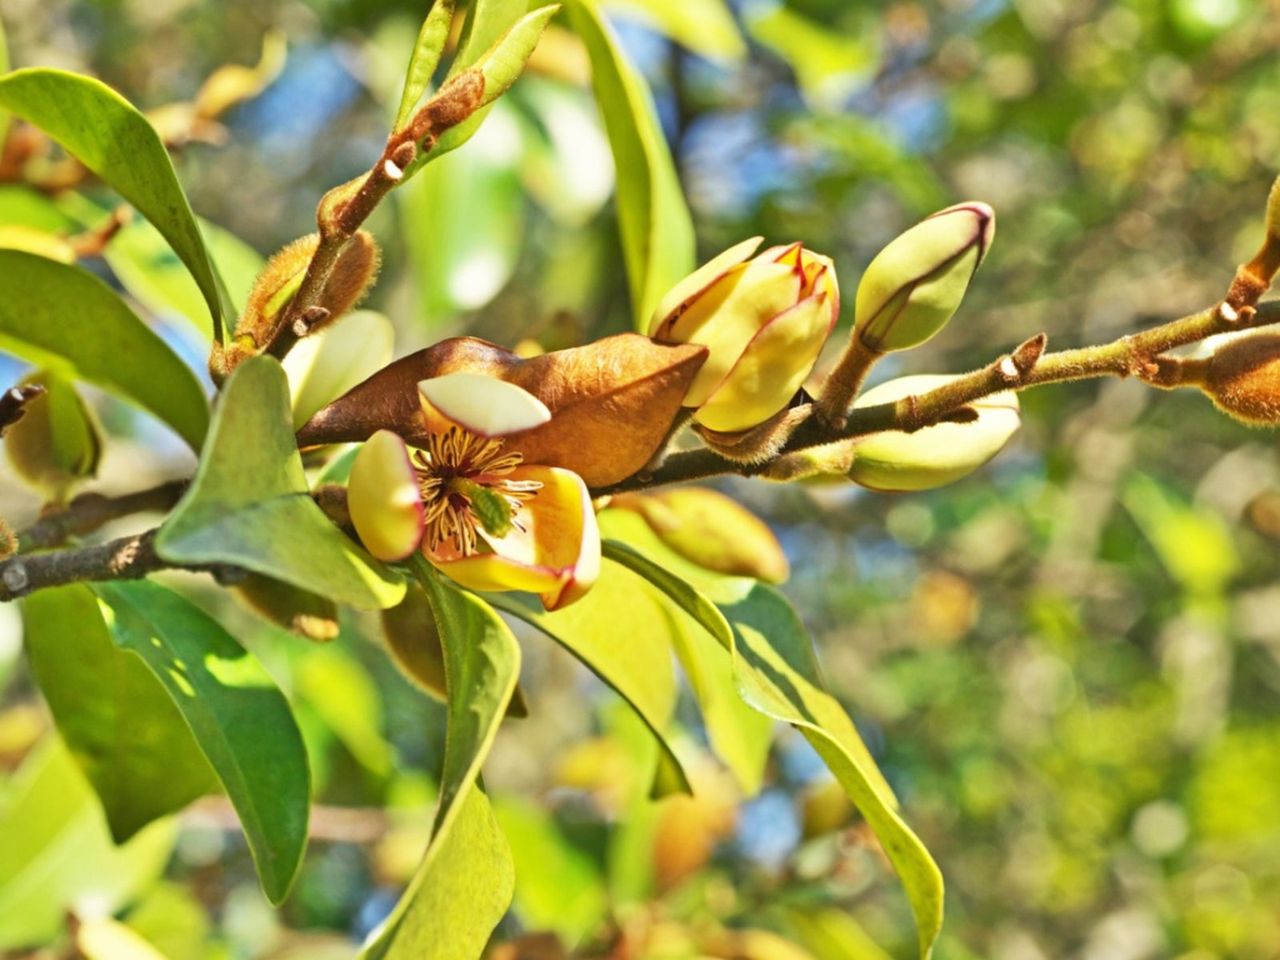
412, 425, 542, 556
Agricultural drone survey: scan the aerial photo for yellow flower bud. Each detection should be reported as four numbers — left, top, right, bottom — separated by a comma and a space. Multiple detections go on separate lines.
848, 374, 1019, 492
1203, 332, 1280, 425
4, 372, 102, 502
650, 239, 839, 433
855, 202, 994, 353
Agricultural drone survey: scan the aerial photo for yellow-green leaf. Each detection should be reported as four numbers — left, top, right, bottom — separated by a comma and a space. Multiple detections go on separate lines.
94, 580, 311, 905
155, 356, 405, 610
0, 251, 209, 450
0, 68, 232, 335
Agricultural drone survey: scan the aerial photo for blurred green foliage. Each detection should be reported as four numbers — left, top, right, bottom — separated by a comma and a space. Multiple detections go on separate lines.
2, 0, 1280, 957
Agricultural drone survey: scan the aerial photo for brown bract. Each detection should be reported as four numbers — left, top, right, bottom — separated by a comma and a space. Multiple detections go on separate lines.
1205, 332, 1280, 425
297, 334, 707, 487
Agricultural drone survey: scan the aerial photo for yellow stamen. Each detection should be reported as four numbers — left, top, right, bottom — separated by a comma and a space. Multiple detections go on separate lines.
411, 426, 541, 555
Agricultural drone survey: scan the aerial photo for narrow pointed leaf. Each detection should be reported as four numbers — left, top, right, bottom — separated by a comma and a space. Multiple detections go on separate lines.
601, 521, 945, 959
567, 0, 695, 328
93, 580, 311, 905
488, 557, 692, 794
361, 568, 519, 958
396, 0, 457, 130
0, 68, 231, 335
156, 356, 405, 610
0, 251, 209, 449
22, 585, 218, 842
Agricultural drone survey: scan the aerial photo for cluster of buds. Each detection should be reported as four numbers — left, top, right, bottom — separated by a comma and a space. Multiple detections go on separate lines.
293, 202, 1018, 609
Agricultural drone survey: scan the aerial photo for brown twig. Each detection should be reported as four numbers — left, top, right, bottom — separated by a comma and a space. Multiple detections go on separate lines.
17, 480, 188, 551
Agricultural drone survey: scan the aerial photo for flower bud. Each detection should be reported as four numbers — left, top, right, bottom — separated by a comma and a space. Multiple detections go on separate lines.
848, 374, 1019, 492
854, 202, 994, 353
1203, 332, 1280, 425
4, 372, 102, 502
650, 239, 839, 433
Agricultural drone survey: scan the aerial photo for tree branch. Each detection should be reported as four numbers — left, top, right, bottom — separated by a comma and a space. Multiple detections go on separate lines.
3, 298, 1277, 601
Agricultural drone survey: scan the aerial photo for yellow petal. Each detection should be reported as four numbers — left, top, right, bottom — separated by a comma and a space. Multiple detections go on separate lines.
431, 465, 600, 610
348, 430, 425, 561
650, 236, 764, 337
694, 291, 834, 432
418, 372, 551, 437
670, 258, 803, 408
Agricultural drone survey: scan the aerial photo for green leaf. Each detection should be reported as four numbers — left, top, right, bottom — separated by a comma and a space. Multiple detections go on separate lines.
22, 585, 218, 842
396, 0, 457, 130
155, 356, 405, 610
295, 646, 394, 778
567, 0, 695, 328
745, 6, 879, 111
602, 531, 945, 959
106, 217, 265, 338
404, 3, 558, 182
0, 15, 9, 142
488, 558, 693, 795
362, 786, 514, 960
0, 250, 210, 449
361, 568, 519, 959
0, 68, 231, 336
0, 737, 176, 950
93, 580, 311, 905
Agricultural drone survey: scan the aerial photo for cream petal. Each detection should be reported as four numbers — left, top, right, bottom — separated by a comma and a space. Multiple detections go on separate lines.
418, 372, 551, 437
348, 430, 425, 561
649, 236, 765, 337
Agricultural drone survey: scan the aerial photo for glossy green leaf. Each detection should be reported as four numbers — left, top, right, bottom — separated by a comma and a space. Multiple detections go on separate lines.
396, 0, 457, 130
567, 0, 695, 328
0, 737, 176, 949
361, 567, 519, 959
609, 0, 746, 62
0, 68, 231, 335
489, 559, 693, 795
602, 526, 945, 959
22, 585, 217, 842
0, 250, 209, 449
155, 356, 405, 610
93, 580, 311, 905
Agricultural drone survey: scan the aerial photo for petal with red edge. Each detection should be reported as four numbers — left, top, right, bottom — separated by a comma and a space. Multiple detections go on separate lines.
429, 465, 600, 610
348, 430, 425, 561
694, 291, 834, 433
419, 372, 551, 438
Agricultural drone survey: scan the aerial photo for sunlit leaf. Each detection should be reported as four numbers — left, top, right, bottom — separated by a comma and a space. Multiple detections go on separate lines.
360, 568, 518, 958
0, 68, 231, 335
156, 356, 405, 610
601, 516, 944, 959
1123, 473, 1240, 596
296, 646, 394, 778
489, 557, 693, 794
76, 916, 170, 960
746, 6, 878, 110
22, 585, 217, 842
93, 580, 311, 905
0, 250, 209, 450
567, 0, 695, 328
0, 737, 176, 949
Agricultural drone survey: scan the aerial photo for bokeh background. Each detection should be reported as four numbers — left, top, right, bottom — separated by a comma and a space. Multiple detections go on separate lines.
2, 0, 1280, 957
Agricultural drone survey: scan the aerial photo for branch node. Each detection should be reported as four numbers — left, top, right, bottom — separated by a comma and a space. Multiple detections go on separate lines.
3, 561, 30, 596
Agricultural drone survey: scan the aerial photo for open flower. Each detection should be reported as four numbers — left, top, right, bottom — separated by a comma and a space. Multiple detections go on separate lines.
347, 372, 600, 610
650, 239, 839, 433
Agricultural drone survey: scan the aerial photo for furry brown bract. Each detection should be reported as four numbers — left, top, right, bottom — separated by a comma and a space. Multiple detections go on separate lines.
1205, 333, 1280, 425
